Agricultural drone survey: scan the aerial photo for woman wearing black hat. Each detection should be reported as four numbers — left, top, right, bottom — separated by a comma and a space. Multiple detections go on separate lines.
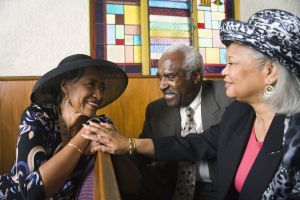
0, 54, 128, 199
83, 9, 300, 199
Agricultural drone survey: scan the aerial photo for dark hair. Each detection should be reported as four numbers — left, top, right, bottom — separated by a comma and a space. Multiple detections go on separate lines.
55, 68, 85, 104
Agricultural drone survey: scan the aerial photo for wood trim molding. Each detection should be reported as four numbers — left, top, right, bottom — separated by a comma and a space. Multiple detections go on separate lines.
0, 76, 40, 81
0, 75, 159, 81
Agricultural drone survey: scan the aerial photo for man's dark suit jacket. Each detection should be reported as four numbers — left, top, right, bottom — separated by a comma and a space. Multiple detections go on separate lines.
154, 101, 286, 200
135, 80, 232, 200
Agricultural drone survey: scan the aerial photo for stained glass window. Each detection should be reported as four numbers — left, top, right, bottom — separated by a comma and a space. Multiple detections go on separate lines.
94, 0, 142, 74
197, 0, 228, 77
148, 0, 192, 75
92, 0, 235, 76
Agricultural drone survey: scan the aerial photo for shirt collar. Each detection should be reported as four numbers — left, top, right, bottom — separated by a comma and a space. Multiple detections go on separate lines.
185, 86, 202, 111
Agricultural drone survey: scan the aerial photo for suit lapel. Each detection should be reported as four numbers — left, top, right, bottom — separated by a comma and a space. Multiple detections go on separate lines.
201, 82, 220, 130
239, 114, 285, 199
157, 105, 181, 137
218, 108, 256, 199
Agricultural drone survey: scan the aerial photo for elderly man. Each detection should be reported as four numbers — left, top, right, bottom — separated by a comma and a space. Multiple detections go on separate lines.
136, 43, 232, 200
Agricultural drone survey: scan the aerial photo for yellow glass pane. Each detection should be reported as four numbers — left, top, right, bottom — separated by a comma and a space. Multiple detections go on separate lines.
124, 5, 140, 25
212, 12, 225, 21
198, 10, 205, 23
134, 46, 141, 63
150, 30, 190, 38
206, 48, 220, 64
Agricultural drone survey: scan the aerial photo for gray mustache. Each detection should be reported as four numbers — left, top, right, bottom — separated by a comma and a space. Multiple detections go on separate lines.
163, 89, 177, 95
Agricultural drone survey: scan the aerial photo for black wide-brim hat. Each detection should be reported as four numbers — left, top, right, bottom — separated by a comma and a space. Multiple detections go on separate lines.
31, 54, 128, 108
220, 9, 300, 78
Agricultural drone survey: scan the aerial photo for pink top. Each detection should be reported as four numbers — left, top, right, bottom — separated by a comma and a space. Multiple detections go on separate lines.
234, 127, 263, 192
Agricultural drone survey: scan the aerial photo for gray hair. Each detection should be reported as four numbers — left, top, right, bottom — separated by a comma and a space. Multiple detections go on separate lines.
250, 48, 300, 114
163, 43, 204, 80
262, 61, 300, 114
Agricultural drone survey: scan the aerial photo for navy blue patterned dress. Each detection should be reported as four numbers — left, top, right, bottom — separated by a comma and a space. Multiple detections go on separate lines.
0, 103, 92, 199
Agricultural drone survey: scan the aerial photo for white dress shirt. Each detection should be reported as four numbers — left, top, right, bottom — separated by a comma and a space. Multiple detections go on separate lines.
180, 87, 212, 182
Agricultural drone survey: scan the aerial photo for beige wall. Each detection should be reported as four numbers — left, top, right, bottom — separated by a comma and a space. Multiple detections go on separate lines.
240, 0, 300, 20
0, 0, 90, 76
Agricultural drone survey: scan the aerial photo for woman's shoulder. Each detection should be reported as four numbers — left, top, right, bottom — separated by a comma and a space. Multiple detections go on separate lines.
223, 101, 253, 120
21, 103, 59, 123
227, 101, 252, 111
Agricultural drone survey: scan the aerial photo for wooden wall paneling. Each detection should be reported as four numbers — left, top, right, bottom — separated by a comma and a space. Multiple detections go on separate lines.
99, 96, 125, 135
128, 78, 156, 138
0, 83, 1, 173
149, 78, 161, 102
0, 82, 5, 174
0, 81, 35, 174
121, 78, 139, 138
0, 82, 2, 173
0, 81, 13, 174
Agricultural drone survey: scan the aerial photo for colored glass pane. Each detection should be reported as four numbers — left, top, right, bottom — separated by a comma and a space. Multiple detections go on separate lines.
93, 0, 142, 75
197, 0, 230, 76
148, 0, 192, 74
93, 0, 234, 76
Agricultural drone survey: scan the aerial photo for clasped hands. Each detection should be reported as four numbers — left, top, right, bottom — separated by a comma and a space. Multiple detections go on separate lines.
81, 121, 129, 155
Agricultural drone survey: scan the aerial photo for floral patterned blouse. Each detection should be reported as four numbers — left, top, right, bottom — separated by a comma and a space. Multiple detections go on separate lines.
0, 103, 92, 199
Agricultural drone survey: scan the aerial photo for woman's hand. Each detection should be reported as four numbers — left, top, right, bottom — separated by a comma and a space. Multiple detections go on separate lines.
83, 140, 99, 155
60, 100, 88, 136
81, 121, 130, 154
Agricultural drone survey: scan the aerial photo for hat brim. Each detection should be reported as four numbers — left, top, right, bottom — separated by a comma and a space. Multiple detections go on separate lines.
31, 59, 128, 109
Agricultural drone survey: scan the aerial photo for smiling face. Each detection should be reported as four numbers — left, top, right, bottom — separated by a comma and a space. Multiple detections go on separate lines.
157, 50, 201, 107
221, 43, 273, 104
61, 68, 105, 117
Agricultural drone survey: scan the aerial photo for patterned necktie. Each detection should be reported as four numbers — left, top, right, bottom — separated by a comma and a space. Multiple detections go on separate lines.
182, 106, 197, 136
173, 106, 197, 200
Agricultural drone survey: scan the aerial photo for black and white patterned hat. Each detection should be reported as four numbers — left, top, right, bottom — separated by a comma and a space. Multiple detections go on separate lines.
220, 9, 300, 78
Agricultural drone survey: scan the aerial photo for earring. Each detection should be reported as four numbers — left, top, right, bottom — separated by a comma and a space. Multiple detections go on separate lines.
63, 98, 71, 107
264, 79, 274, 96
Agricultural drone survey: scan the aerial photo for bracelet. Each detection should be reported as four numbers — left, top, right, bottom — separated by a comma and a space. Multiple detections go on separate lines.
67, 143, 83, 155
128, 138, 136, 155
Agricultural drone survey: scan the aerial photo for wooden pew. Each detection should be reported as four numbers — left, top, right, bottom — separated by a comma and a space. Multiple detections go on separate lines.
94, 152, 121, 200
